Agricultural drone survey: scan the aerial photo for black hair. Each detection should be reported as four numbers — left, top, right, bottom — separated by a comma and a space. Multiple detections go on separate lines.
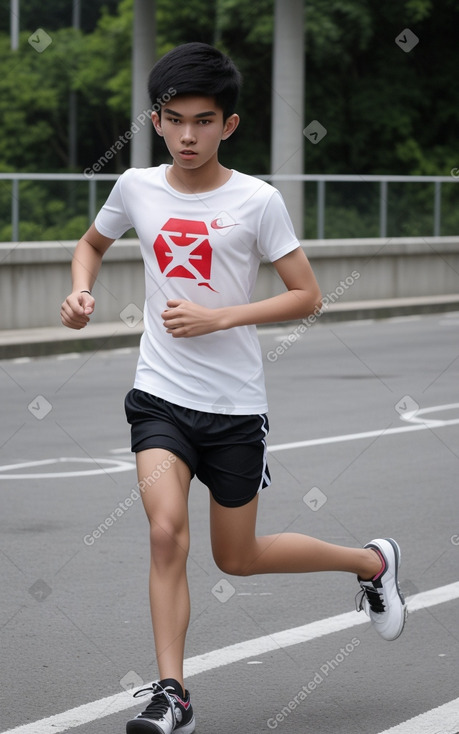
148, 42, 242, 120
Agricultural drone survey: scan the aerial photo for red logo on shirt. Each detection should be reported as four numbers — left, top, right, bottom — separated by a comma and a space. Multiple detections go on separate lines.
153, 218, 216, 290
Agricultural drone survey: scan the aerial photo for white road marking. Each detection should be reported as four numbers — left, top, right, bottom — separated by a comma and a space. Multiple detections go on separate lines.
3, 404, 456, 479
2, 581, 458, 734
375, 696, 459, 734
107, 403, 459, 458
399, 401, 459, 427
268, 418, 459, 452
269, 403, 459, 453
0, 456, 135, 479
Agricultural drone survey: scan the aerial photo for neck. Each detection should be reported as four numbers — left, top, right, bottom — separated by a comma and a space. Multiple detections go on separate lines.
167, 157, 231, 194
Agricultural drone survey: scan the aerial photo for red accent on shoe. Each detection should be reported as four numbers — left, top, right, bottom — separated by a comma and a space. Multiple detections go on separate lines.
372, 549, 386, 580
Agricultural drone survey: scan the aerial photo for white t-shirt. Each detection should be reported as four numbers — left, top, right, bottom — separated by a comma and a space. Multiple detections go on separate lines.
95, 164, 300, 414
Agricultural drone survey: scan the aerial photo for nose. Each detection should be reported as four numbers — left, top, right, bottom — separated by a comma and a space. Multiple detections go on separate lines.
180, 125, 196, 145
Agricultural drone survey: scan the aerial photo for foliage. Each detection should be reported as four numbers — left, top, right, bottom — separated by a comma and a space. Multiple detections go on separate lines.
1, 0, 458, 240
1, 0, 120, 34
0, 29, 80, 171
304, 0, 459, 176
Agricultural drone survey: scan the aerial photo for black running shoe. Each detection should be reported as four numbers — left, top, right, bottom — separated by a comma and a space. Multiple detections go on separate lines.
126, 679, 195, 734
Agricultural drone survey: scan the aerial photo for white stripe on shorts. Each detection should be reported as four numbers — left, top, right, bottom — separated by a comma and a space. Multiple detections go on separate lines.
257, 414, 271, 493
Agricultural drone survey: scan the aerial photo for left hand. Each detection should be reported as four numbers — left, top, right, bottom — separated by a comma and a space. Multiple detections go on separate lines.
161, 299, 224, 338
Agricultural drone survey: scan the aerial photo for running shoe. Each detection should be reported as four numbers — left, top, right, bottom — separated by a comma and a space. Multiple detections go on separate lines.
356, 538, 407, 641
126, 679, 195, 734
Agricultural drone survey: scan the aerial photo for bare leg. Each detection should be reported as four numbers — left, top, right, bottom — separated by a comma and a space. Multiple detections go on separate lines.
210, 494, 382, 579
137, 449, 192, 692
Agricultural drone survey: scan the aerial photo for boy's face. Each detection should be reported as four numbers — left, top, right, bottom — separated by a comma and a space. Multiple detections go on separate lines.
151, 95, 239, 171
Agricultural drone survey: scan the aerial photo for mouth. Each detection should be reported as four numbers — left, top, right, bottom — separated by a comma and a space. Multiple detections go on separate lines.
179, 150, 197, 159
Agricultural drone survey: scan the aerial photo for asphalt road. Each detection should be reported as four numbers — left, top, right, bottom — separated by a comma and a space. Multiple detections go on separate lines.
1, 312, 458, 734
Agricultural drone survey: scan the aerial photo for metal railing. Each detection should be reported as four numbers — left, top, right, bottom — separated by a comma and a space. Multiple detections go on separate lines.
1, 172, 457, 242
1, 172, 118, 243
259, 173, 457, 239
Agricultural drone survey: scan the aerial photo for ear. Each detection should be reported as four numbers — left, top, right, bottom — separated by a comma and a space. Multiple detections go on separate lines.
151, 111, 163, 137
221, 113, 240, 141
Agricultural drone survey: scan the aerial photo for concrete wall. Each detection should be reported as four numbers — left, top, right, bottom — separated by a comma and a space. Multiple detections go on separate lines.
1, 237, 458, 330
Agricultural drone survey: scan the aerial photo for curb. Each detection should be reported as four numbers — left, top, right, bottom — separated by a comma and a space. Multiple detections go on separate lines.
0, 323, 144, 360
318, 294, 459, 322
1, 296, 458, 360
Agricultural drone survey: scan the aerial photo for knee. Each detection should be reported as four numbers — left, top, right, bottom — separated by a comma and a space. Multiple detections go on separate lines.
213, 550, 251, 577
149, 520, 189, 566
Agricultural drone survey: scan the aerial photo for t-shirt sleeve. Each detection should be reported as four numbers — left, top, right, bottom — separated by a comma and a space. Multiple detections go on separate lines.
257, 189, 301, 262
94, 171, 134, 240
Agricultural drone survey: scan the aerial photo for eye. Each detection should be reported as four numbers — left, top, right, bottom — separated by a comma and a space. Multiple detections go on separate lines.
198, 119, 211, 125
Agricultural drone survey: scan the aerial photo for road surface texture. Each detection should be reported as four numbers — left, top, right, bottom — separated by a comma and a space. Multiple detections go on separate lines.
1, 312, 458, 734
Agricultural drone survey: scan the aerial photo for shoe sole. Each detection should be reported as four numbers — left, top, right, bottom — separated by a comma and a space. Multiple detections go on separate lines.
385, 538, 408, 639
176, 718, 195, 734
126, 721, 164, 733
366, 537, 407, 640
126, 721, 167, 734
126, 715, 195, 734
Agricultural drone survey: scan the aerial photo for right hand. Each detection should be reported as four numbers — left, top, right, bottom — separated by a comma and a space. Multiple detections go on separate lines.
60, 291, 95, 330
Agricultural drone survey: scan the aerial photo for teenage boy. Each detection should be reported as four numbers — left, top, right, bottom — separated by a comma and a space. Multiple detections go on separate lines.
61, 42, 406, 734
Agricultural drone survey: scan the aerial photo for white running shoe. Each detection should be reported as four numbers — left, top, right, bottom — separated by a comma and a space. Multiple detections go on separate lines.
356, 538, 407, 641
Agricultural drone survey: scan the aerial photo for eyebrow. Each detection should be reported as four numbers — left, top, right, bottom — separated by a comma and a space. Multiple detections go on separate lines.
163, 108, 217, 118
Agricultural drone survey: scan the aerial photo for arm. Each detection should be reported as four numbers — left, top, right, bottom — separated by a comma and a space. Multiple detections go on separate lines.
60, 223, 114, 330
162, 247, 322, 337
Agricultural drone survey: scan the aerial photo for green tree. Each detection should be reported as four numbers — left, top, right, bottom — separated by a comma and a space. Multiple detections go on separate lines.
0, 28, 83, 171
0, 0, 120, 34
1, 0, 459, 240
304, 0, 459, 175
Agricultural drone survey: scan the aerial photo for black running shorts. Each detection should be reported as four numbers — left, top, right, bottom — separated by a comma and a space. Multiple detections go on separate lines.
124, 388, 271, 508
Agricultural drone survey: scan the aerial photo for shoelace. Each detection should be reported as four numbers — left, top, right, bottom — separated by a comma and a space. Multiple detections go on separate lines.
355, 584, 386, 614
133, 683, 176, 720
